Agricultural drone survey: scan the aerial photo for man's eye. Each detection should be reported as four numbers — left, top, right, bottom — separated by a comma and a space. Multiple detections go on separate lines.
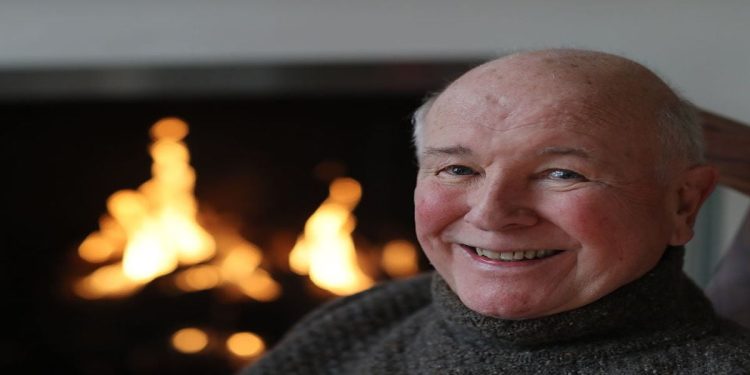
440, 165, 477, 176
548, 169, 586, 180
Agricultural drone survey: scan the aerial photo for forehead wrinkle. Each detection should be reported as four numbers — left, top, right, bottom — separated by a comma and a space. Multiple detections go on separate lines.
421, 145, 473, 157
538, 146, 592, 159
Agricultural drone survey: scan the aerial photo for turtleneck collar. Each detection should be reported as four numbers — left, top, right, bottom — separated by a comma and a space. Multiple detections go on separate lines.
432, 246, 717, 348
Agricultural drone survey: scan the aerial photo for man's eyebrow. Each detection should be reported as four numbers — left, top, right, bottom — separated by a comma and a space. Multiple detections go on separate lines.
422, 146, 473, 157
538, 146, 592, 159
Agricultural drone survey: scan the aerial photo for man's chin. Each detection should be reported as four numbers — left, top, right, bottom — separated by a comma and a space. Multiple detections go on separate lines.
462, 300, 542, 320
453, 282, 562, 320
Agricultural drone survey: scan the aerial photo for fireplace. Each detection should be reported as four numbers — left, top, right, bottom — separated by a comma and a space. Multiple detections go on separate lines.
2, 60, 480, 374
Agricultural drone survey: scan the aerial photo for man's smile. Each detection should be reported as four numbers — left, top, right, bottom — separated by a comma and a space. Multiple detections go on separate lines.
460, 244, 565, 262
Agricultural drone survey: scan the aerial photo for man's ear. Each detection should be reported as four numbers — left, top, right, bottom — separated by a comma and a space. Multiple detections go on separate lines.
669, 165, 719, 246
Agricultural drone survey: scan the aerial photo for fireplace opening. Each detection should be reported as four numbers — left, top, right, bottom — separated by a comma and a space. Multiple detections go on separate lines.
2, 60, 479, 374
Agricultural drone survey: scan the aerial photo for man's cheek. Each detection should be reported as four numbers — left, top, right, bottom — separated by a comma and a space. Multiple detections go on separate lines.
552, 195, 614, 249
414, 188, 462, 235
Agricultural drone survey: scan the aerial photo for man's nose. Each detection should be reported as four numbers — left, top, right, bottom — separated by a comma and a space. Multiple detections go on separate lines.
463, 177, 539, 231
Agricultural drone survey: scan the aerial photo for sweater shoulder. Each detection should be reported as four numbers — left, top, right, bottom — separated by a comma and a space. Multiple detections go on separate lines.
703, 318, 750, 360
624, 318, 750, 373
242, 272, 434, 374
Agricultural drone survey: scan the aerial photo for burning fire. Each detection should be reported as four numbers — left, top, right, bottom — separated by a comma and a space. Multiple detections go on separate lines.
71, 117, 424, 370
73, 117, 418, 301
289, 177, 375, 295
74, 118, 279, 301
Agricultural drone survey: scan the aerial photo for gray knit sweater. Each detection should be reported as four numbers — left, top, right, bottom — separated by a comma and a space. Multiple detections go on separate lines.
242, 248, 750, 374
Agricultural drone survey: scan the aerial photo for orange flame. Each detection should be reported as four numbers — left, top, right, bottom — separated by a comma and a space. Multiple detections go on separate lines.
289, 177, 374, 295
74, 118, 279, 300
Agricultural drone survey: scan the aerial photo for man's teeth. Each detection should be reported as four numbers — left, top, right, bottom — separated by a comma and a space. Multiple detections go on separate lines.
474, 247, 558, 261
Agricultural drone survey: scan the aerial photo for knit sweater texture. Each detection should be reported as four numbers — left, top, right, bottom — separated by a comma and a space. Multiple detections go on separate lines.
242, 248, 750, 374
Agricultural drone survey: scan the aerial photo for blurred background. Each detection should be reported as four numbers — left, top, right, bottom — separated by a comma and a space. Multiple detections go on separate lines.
2, 1, 748, 374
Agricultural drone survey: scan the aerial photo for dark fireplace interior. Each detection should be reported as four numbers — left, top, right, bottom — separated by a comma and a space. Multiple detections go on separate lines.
2, 60, 480, 374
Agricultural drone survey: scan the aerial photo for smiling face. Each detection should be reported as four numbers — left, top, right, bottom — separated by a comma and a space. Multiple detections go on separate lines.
414, 51, 699, 319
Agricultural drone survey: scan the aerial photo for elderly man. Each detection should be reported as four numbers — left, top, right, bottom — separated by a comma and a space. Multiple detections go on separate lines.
242, 49, 750, 374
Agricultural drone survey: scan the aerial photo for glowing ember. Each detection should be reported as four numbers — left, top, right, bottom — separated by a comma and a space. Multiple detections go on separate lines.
289, 177, 374, 296
381, 239, 420, 278
174, 264, 222, 292
74, 118, 279, 301
171, 327, 209, 354
77, 232, 118, 263
74, 263, 142, 299
207, 228, 281, 301
227, 332, 265, 358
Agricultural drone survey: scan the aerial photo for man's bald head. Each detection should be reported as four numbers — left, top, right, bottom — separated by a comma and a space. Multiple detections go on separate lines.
413, 49, 704, 176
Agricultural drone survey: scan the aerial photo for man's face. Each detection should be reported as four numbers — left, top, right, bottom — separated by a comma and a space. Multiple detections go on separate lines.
414, 77, 682, 319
